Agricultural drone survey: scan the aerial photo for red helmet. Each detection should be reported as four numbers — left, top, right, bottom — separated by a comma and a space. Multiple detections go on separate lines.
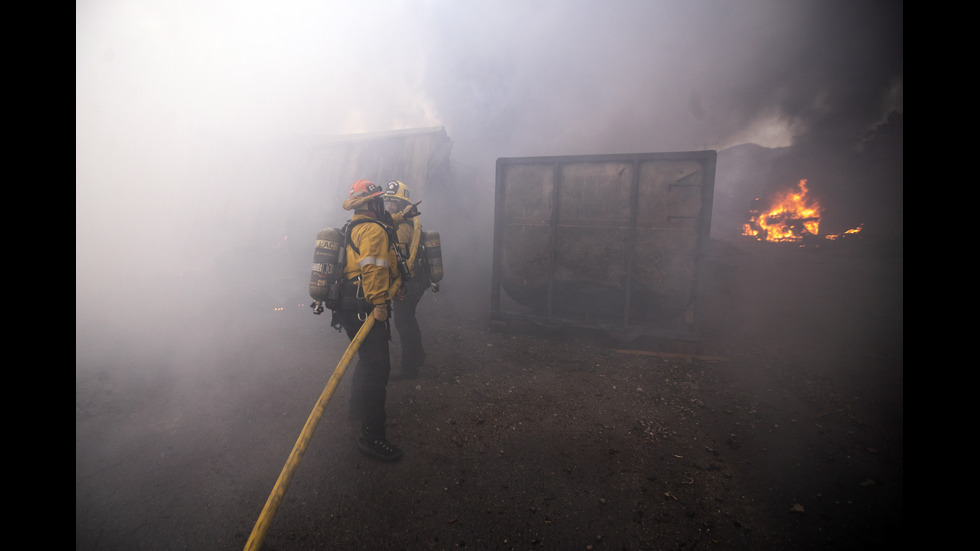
348, 179, 383, 200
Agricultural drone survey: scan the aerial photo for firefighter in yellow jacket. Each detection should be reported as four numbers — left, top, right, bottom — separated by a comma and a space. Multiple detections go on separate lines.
383, 180, 428, 380
338, 178, 403, 462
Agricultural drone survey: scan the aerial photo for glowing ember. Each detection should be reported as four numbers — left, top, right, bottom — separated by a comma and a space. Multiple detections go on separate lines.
825, 224, 864, 241
742, 179, 862, 244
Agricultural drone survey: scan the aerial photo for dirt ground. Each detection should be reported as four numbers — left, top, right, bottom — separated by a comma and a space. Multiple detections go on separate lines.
75, 237, 903, 551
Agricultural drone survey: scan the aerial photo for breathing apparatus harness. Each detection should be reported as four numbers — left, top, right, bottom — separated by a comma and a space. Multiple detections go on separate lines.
311, 215, 407, 332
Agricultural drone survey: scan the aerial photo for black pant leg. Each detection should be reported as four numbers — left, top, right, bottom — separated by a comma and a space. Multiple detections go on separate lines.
393, 275, 426, 371
341, 309, 391, 435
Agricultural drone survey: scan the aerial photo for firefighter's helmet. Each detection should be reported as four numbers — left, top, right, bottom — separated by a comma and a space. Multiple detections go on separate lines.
344, 179, 384, 211
384, 180, 411, 206
349, 179, 384, 200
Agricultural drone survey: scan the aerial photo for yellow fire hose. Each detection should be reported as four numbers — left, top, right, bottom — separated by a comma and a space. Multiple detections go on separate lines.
243, 315, 375, 551
245, 275, 402, 551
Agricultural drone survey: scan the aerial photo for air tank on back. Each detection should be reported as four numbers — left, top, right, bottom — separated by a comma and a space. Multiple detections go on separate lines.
422, 230, 443, 283
309, 227, 344, 302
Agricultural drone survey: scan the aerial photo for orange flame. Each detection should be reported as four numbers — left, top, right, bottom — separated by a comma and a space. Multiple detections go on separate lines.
824, 224, 863, 240
742, 179, 863, 244
742, 179, 821, 242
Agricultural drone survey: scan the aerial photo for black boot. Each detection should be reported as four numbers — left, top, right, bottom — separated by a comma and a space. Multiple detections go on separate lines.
357, 427, 403, 462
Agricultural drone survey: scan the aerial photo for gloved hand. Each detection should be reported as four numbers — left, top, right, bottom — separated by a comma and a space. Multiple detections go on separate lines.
400, 201, 422, 219
372, 303, 389, 322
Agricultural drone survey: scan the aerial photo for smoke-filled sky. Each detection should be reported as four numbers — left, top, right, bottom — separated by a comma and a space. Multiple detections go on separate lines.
76, 0, 903, 155
76, 0, 902, 346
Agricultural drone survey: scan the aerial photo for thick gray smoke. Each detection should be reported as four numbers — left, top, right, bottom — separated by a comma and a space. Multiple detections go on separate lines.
420, 1, 902, 163
76, 0, 901, 376
77, 5, 901, 546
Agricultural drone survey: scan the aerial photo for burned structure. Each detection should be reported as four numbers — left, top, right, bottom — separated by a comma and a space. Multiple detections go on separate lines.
287, 126, 455, 239
264, 127, 457, 311
490, 151, 717, 341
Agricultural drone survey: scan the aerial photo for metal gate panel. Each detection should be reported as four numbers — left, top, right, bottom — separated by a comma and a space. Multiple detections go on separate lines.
490, 151, 716, 340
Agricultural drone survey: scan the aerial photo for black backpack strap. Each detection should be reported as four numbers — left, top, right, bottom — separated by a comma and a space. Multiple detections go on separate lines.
343, 218, 389, 256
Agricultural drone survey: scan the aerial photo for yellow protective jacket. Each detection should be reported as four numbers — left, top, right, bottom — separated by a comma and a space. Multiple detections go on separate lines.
342, 214, 400, 306
391, 213, 422, 276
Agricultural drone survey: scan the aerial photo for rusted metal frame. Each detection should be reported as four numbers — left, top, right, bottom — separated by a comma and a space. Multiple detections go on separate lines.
622, 158, 641, 329
491, 151, 716, 340
489, 158, 507, 315
488, 309, 702, 342
545, 161, 561, 318
689, 152, 717, 336
488, 308, 621, 332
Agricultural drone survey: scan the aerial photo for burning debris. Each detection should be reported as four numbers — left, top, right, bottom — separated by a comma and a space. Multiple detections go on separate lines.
742, 179, 863, 244
824, 224, 864, 241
